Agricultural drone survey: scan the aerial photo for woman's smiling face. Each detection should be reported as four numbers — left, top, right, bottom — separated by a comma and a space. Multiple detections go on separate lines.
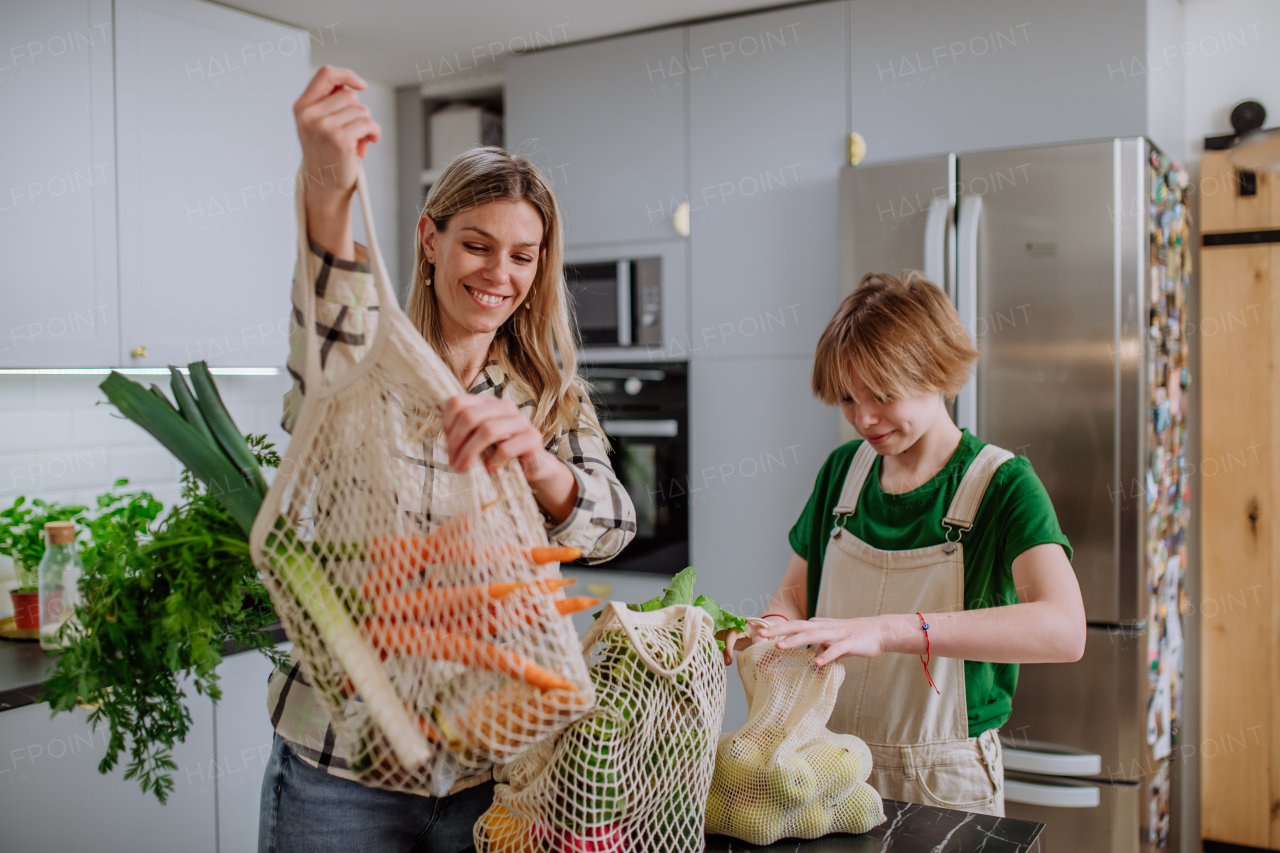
421, 199, 545, 338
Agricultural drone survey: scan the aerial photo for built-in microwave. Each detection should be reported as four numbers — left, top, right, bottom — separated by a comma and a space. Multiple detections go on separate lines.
564, 258, 661, 347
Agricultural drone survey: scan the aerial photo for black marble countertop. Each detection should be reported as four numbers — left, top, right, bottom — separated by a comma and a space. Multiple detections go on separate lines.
460, 800, 1042, 853
0, 623, 288, 712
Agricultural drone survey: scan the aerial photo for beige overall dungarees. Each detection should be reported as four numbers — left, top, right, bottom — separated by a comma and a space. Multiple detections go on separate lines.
814, 441, 1014, 817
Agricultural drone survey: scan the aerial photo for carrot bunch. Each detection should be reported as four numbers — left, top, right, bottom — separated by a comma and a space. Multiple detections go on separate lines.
358, 518, 596, 695
361, 511, 581, 598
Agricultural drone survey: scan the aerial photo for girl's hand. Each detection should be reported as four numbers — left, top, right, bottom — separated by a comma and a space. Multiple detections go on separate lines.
721, 620, 771, 666
293, 66, 381, 257
442, 395, 579, 520
759, 616, 892, 666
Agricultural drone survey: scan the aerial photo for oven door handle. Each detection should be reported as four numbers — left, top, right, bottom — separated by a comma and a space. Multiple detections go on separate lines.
602, 419, 679, 438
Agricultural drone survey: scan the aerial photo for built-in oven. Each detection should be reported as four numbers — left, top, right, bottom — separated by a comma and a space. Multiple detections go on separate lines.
580, 363, 687, 575
564, 258, 662, 347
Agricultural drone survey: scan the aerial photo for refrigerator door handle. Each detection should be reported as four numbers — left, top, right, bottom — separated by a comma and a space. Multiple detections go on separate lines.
1003, 747, 1102, 777
954, 193, 982, 434
1005, 779, 1101, 809
923, 196, 950, 290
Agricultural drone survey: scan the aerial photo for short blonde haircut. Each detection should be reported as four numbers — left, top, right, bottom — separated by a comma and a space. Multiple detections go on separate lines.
812, 270, 978, 404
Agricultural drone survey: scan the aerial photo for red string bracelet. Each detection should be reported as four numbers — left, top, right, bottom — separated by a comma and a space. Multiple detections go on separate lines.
761, 613, 789, 622
916, 612, 940, 695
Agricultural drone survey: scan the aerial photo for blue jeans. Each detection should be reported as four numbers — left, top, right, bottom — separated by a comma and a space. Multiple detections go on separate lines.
258, 734, 493, 853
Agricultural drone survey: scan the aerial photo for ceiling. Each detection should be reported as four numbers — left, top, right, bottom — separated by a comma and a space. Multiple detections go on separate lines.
218, 0, 789, 88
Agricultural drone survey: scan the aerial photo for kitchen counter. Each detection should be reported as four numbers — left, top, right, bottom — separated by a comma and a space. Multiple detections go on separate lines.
461, 800, 1043, 853
0, 623, 288, 712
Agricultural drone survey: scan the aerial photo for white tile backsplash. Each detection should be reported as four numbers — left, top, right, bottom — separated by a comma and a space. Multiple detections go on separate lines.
0, 409, 75, 451
0, 373, 292, 510
71, 406, 152, 446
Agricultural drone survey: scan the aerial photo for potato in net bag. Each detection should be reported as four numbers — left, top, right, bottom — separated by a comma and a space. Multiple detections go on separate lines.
474, 601, 727, 853
248, 165, 593, 794
706, 639, 886, 844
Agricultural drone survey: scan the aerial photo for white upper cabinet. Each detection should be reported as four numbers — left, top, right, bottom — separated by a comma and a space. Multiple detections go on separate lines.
0, 0, 118, 367
505, 29, 687, 247
115, 0, 309, 368
846, 0, 1147, 163
688, 2, 847, 358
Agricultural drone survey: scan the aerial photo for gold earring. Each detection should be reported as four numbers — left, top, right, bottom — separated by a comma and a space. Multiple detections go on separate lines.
419, 257, 432, 286
525, 285, 535, 310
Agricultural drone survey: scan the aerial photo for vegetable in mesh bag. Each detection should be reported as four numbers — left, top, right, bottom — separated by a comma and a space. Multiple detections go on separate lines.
242, 163, 596, 792
476, 567, 732, 853
706, 640, 886, 844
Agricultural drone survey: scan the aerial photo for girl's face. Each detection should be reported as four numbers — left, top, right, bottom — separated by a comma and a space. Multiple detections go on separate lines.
840, 372, 948, 456
420, 199, 545, 338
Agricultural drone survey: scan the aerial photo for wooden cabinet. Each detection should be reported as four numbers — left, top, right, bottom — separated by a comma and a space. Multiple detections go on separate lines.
688, 2, 847, 358
505, 28, 688, 246
0, 0, 118, 368
1199, 150, 1280, 850
0, 690, 216, 851
114, 0, 310, 369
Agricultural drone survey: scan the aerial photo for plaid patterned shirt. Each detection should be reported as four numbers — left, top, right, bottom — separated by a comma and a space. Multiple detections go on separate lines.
267, 239, 635, 796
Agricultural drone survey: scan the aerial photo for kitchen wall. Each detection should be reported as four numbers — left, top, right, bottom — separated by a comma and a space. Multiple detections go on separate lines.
341, 72, 400, 285
1182, 0, 1280, 164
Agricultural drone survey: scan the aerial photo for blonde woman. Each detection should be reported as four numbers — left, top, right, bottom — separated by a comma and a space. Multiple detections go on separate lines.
258, 66, 636, 853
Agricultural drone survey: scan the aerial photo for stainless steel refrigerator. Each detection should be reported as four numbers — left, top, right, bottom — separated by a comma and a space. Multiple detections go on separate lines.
840, 139, 1191, 852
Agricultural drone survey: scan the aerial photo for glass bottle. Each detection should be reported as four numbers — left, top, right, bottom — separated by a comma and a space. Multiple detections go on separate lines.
38, 521, 84, 651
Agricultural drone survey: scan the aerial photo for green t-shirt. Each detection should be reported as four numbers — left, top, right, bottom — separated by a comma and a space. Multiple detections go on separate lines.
787, 430, 1072, 737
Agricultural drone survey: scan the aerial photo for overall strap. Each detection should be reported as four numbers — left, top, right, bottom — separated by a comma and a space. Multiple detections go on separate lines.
832, 441, 880, 516
942, 444, 1016, 531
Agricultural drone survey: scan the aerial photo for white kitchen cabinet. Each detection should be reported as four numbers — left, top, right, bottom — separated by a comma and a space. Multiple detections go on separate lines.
214, 646, 286, 853
846, 0, 1147, 163
505, 28, 687, 246
0, 691, 216, 852
688, 2, 847, 358
0, 0, 118, 368
687, 356, 839, 730
114, 0, 309, 368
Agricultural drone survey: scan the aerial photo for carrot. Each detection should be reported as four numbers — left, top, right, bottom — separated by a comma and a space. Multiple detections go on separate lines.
373, 578, 575, 622
361, 512, 472, 597
426, 596, 603, 639
529, 546, 581, 564
554, 596, 600, 616
362, 536, 583, 598
364, 620, 575, 692
457, 683, 593, 755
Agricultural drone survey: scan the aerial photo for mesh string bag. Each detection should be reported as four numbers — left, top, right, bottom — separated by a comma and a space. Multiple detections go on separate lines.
247, 165, 594, 794
473, 601, 727, 853
706, 639, 886, 844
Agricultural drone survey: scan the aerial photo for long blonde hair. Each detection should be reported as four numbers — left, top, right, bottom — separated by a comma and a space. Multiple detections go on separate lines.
405, 147, 595, 440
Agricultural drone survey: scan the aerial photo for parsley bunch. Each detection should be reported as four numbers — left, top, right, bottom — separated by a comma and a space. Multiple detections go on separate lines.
38, 439, 285, 803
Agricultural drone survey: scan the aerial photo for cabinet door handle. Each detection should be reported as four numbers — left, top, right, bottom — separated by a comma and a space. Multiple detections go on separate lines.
130, 346, 148, 358
673, 202, 690, 237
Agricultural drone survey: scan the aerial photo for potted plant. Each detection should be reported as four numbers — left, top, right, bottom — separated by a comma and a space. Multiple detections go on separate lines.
1, 498, 87, 630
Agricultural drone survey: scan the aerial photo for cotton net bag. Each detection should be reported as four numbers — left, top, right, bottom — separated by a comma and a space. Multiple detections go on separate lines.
706, 638, 886, 844
473, 602, 727, 853
248, 164, 593, 793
